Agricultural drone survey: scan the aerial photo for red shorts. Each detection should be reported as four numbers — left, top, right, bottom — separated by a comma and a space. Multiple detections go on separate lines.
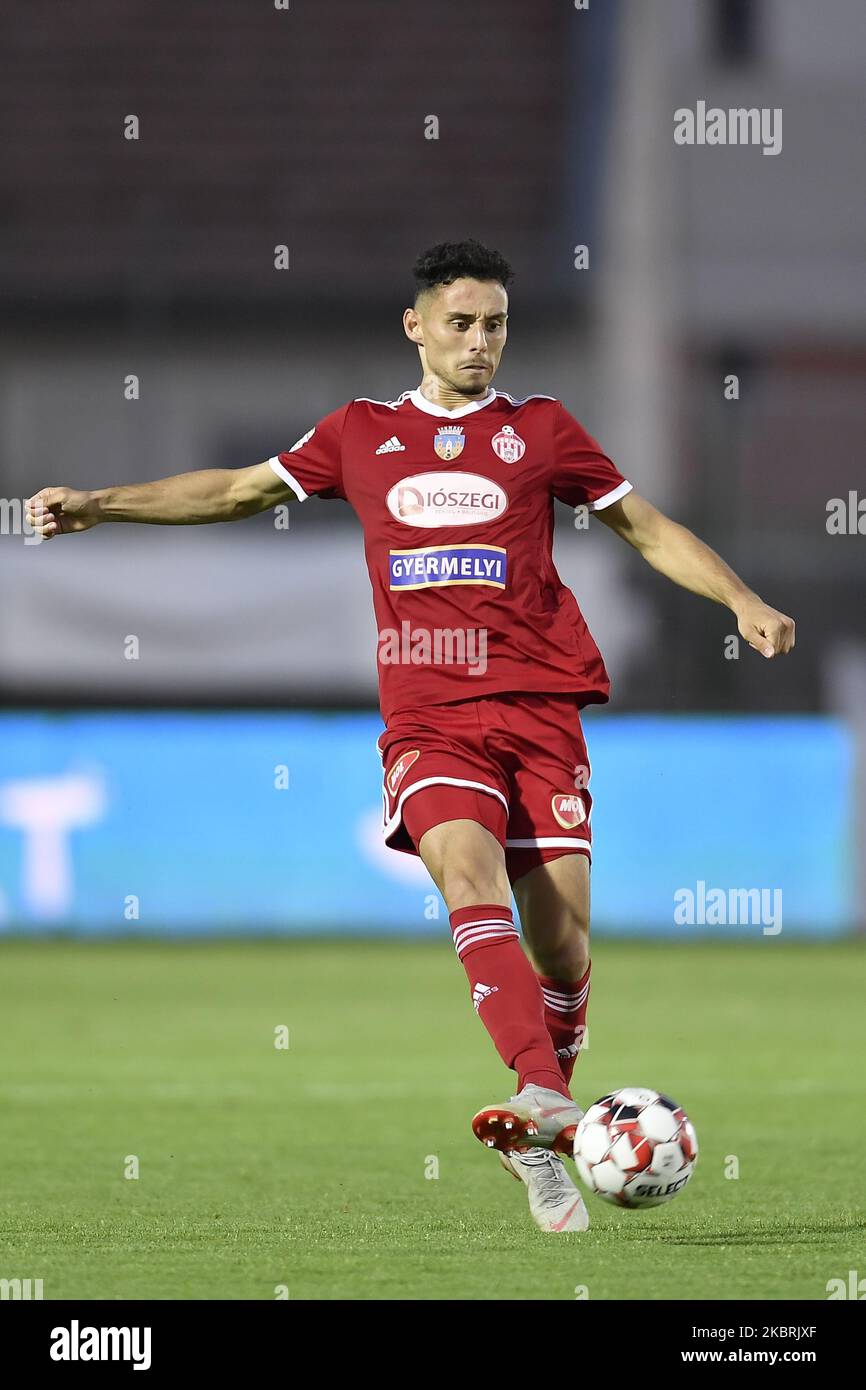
377, 691, 593, 885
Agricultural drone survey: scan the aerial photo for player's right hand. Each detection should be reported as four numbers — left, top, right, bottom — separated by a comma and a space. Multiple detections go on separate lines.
25, 487, 100, 539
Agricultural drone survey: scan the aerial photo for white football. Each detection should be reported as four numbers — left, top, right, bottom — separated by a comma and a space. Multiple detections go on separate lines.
573, 1088, 698, 1208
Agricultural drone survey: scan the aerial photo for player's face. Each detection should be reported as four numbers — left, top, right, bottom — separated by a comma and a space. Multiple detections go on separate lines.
407, 278, 508, 395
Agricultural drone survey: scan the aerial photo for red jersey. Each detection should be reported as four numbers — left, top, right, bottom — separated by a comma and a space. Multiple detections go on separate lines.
268, 388, 631, 723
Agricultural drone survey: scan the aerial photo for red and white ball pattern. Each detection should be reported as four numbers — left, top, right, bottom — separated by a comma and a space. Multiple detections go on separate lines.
573, 1087, 698, 1208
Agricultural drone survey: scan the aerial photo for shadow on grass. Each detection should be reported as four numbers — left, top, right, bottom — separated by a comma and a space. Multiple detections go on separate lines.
621, 1217, 866, 1247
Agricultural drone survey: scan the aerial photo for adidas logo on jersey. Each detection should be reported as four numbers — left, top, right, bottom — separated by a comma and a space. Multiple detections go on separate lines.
375, 436, 406, 455
472, 982, 499, 1013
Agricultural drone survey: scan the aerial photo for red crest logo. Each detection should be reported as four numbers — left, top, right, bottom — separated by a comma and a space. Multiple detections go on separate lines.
491, 425, 526, 464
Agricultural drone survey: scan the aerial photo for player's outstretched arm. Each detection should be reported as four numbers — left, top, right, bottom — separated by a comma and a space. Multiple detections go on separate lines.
596, 489, 795, 659
25, 461, 297, 540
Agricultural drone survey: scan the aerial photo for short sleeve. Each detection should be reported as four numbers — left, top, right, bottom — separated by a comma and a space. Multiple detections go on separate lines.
550, 403, 632, 511
267, 401, 351, 501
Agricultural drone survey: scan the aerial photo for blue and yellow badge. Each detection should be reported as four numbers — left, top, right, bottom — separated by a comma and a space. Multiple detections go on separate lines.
434, 425, 465, 461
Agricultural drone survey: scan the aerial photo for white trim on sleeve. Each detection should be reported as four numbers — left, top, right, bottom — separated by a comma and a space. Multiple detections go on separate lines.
589, 479, 632, 512
267, 455, 309, 502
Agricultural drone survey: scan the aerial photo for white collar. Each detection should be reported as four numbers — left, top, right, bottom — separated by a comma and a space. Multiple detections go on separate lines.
408, 387, 498, 419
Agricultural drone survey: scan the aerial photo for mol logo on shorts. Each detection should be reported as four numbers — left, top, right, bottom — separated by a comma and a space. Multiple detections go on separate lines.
389, 545, 507, 591
387, 748, 420, 797
386, 472, 508, 528
551, 793, 587, 829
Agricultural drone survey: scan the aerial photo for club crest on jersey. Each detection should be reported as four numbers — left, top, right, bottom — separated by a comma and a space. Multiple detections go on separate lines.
551, 792, 587, 829
433, 425, 465, 461
491, 424, 526, 464
387, 748, 420, 798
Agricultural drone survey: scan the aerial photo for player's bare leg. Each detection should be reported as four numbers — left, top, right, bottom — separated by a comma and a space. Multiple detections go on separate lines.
487, 850, 592, 1230
415, 814, 586, 1230
513, 851, 590, 979
416, 815, 580, 1144
416, 816, 510, 910
514, 853, 592, 1087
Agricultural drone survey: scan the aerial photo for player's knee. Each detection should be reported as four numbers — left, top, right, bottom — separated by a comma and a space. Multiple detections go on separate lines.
441, 865, 511, 913
533, 913, 590, 978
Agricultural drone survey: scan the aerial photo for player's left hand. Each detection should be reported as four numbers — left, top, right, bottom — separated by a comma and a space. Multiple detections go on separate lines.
734, 596, 796, 659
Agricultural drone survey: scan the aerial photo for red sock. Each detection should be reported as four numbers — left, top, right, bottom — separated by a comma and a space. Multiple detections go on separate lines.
450, 904, 570, 1098
538, 963, 591, 1086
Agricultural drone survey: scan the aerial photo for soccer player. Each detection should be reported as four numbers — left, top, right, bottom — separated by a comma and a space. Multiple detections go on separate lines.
26, 239, 795, 1234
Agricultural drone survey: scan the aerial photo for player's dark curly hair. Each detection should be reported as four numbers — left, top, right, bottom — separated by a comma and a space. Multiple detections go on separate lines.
412, 239, 514, 299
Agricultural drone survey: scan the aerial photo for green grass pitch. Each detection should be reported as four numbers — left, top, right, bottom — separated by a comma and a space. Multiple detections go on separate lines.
1, 937, 863, 1301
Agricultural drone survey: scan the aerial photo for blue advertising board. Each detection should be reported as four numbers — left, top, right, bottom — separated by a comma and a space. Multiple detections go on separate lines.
0, 711, 854, 936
